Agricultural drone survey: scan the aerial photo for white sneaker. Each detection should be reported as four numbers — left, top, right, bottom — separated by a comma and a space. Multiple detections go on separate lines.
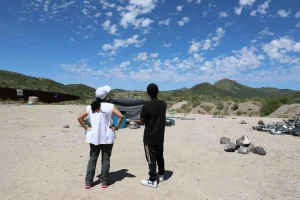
158, 175, 164, 182
141, 179, 158, 188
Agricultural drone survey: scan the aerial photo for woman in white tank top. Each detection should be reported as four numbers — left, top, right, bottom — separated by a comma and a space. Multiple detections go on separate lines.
77, 85, 124, 189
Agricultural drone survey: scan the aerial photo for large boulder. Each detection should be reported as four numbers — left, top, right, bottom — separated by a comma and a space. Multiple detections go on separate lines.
238, 146, 250, 154
220, 137, 230, 144
236, 136, 251, 147
224, 142, 238, 152
253, 147, 266, 156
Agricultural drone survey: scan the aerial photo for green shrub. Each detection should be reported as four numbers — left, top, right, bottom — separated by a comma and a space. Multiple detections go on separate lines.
216, 101, 224, 110
236, 110, 242, 116
203, 105, 212, 112
231, 103, 239, 111
278, 96, 292, 105
260, 99, 282, 116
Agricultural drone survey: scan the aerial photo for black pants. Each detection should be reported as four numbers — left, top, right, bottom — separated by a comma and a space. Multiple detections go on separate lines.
85, 144, 113, 186
144, 143, 165, 182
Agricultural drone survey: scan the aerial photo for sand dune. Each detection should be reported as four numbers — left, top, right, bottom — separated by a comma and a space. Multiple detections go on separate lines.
0, 105, 300, 200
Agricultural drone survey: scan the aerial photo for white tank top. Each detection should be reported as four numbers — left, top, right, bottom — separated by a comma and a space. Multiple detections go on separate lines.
85, 102, 115, 145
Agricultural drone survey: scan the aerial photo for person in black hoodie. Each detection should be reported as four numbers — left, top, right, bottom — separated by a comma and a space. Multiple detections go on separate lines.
140, 83, 167, 188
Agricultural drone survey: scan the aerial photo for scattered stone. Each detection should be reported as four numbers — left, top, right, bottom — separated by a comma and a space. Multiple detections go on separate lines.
247, 144, 255, 152
63, 124, 69, 128
236, 136, 251, 147
79, 155, 82, 157
258, 120, 264, 125
220, 137, 230, 144
253, 147, 266, 156
238, 146, 250, 154
224, 142, 238, 152
14, 137, 17, 139
232, 117, 236, 119
239, 120, 247, 124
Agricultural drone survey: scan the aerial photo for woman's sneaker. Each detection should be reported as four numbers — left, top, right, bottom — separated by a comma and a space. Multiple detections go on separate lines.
158, 175, 164, 182
141, 179, 158, 188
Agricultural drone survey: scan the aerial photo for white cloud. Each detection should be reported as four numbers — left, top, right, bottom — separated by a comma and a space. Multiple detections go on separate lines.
295, 11, 300, 18
250, 0, 271, 16
158, 18, 170, 26
61, 59, 92, 73
70, 38, 74, 42
94, 13, 101, 17
102, 20, 118, 35
119, 61, 131, 69
141, 18, 153, 27
219, 11, 229, 18
102, 35, 146, 55
134, 52, 148, 61
262, 37, 300, 64
297, 22, 300, 29
163, 43, 172, 48
235, 0, 256, 15
100, 0, 116, 9
177, 6, 183, 11
188, 27, 225, 53
187, 0, 192, 4
82, 9, 89, 16
150, 53, 159, 58
259, 27, 274, 36
106, 12, 113, 17
178, 17, 190, 26
278, 9, 291, 17
196, 0, 201, 4
119, 0, 157, 30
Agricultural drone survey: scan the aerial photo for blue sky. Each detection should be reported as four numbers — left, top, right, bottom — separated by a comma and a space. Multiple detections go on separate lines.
1, 0, 300, 91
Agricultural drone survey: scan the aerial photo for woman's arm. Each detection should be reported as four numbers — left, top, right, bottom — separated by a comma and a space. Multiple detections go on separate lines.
112, 106, 124, 130
77, 109, 89, 131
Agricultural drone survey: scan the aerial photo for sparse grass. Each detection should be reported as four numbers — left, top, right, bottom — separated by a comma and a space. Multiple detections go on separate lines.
216, 101, 224, 110
278, 115, 289, 118
224, 104, 229, 115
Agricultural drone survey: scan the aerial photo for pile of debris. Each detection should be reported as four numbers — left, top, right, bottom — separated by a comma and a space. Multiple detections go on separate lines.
252, 115, 300, 136
220, 136, 266, 156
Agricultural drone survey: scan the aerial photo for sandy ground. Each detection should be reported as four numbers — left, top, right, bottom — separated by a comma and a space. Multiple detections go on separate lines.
1, 104, 300, 200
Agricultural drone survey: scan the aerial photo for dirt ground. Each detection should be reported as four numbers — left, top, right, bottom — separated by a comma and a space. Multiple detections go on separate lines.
0, 105, 300, 200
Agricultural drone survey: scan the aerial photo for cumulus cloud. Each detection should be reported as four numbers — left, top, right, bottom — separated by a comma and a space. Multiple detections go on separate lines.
163, 43, 172, 48
158, 18, 170, 26
134, 52, 148, 61
278, 9, 291, 17
189, 27, 225, 53
196, 0, 201, 4
219, 11, 229, 18
119, 0, 157, 31
150, 53, 159, 58
178, 17, 190, 26
250, 0, 271, 16
177, 6, 183, 11
295, 11, 300, 18
235, 0, 256, 15
94, 13, 101, 17
119, 61, 131, 69
297, 22, 300, 29
105, 12, 113, 17
262, 37, 300, 64
102, 35, 146, 55
102, 20, 118, 35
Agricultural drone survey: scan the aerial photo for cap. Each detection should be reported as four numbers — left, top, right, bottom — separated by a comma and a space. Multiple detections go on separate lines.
95, 85, 111, 100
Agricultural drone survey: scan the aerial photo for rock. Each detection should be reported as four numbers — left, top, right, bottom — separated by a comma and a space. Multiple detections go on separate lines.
220, 137, 230, 144
253, 147, 266, 156
258, 120, 264, 125
238, 146, 250, 154
224, 142, 238, 152
63, 124, 69, 128
236, 136, 251, 147
247, 144, 255, 152
239, 120, 247, 124
79, 155, 82, 157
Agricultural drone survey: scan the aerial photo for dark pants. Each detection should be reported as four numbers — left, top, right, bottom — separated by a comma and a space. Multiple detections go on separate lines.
144, 143, 165, 182
85, 144, 113, 186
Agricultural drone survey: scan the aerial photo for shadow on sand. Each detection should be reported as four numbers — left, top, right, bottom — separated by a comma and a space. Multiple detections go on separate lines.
92, 169, 136, 187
